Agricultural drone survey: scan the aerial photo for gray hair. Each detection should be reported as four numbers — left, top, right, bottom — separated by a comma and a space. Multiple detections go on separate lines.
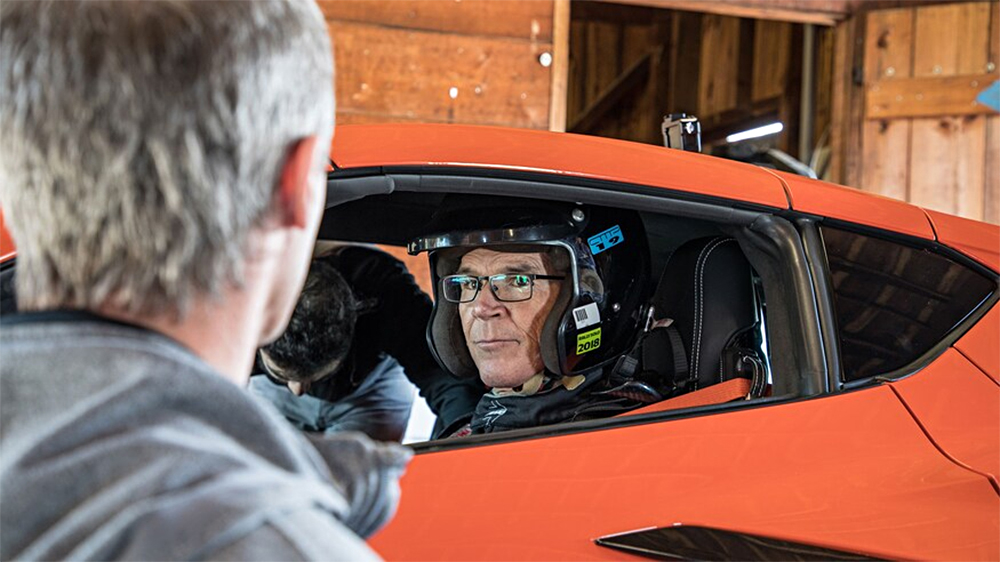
0, 0, 334, 315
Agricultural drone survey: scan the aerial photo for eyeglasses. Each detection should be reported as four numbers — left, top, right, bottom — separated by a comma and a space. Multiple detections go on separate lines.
441, 273, 565, 303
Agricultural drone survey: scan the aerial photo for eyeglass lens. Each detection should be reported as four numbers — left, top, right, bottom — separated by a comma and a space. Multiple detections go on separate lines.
443, 274, 534, 303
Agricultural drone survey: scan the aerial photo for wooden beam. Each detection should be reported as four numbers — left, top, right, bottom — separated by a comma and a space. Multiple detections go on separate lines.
318, 0, 553, 41
600, 0, 848, 26
569, 49, 655, 133
866, 74, 1000, 119
599, 0, 979, 27
550, 0, 571, 132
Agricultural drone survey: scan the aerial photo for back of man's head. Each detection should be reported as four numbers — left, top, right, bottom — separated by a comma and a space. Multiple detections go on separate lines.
0, 0, 334, 316
260, 259, 357, 384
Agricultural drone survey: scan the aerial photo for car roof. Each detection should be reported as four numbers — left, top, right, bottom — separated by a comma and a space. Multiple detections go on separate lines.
330, 123, 791, 209
329, 124, 998, 272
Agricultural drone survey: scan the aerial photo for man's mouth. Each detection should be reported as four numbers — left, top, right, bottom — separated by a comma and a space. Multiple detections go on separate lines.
474, 339, 518, 350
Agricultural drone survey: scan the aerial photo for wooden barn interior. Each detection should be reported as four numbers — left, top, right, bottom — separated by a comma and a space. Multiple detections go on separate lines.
319, 0, 998, 225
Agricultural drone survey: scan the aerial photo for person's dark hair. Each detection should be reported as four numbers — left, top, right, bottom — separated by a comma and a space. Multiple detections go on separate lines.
260, 259, 357, 382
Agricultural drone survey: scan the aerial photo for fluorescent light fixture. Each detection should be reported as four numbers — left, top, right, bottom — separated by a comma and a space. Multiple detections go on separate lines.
726, 122, 783, 143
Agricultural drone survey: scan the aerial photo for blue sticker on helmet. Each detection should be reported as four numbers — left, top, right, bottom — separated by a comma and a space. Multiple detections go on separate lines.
587, 225, 624, 255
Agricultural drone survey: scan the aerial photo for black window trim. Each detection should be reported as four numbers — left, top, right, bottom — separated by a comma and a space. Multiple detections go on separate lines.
804, 216, 998, 391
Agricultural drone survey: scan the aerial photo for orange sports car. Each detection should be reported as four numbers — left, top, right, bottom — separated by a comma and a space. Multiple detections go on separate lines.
2, 123, 997, 560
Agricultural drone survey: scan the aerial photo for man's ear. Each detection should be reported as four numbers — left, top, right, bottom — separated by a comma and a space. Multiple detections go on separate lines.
274, 136, 320, 229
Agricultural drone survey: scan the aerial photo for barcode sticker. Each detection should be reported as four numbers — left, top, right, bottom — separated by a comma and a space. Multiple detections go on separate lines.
572, 302, 600, 329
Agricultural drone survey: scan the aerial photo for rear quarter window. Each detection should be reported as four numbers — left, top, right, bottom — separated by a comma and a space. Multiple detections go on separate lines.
822, 226, 995, 382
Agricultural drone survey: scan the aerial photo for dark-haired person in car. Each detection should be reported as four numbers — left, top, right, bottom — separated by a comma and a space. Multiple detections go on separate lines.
409, 201, 654, 435
252, 244, 484, 441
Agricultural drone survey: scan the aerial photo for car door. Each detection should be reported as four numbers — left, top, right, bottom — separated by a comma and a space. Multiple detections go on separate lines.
362, 189, 998, 561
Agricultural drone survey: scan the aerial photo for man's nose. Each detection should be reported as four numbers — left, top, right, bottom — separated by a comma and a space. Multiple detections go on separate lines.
471, 283, 505, 319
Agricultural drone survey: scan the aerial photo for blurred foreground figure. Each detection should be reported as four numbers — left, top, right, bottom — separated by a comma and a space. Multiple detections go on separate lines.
0, 2, 408, 560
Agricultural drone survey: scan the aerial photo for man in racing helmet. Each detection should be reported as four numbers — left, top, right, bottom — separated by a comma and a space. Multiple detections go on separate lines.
409, 197, 652, 435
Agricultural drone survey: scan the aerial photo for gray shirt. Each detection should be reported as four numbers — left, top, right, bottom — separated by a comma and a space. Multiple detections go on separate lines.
0, 311, 411, 560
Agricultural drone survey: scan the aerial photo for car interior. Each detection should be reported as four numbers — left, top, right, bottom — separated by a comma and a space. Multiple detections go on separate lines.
317, 175, 830, 445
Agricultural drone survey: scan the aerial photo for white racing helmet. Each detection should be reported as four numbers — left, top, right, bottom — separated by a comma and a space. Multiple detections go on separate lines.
408, 196, 650, 379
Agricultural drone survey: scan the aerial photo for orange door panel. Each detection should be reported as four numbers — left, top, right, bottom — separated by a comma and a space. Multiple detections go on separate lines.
0, 208, 15, 264
370, 386, 998, 561
925, 209, 1000, 273
891, 348, 1000, 487
955, 303, 1000, 383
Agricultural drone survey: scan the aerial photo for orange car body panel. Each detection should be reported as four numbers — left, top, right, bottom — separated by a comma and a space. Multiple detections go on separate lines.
925, 209, 1000, 273
891, 348, 1000, 487
765, 169, 937, 241
370, 386, 998, 561
329, 124, 791, 210
955, 303, 1000, 384
0, 209, 15, 264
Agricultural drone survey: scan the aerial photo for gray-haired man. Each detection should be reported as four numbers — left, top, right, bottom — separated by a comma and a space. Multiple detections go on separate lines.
0, 2, 407, 560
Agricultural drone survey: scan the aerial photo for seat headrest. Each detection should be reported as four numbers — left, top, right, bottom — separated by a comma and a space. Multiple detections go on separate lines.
652, 237, 757, 389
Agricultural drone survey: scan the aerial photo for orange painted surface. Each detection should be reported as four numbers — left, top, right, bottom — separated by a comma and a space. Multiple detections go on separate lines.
891, 349, 1000, 488
955, 303, 1000, 384
925, 209, 1000, 273
764, 169, 936, 240
0, 208, 15, 264
370, 386, 998, 561
330, 124, 791, 210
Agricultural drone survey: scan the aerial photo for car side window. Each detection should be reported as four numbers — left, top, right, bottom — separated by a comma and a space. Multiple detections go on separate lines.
821, 226, 995, 382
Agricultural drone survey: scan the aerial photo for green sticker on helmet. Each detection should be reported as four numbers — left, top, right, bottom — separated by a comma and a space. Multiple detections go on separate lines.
576, 327, 602, 355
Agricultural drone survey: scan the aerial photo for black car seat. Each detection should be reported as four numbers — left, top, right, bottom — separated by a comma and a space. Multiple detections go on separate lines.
619, 236, 768, 408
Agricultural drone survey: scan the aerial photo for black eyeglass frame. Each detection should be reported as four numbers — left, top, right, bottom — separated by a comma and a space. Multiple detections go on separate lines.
440, 273, 566, 303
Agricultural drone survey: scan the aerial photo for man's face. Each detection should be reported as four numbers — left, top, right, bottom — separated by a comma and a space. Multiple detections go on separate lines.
457, 249, 563, 388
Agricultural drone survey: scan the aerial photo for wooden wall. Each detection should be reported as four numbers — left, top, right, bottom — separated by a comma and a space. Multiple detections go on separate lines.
319, 0, 565, 129
319, 1, 569, 294
567, 3, 814, 157
831, 1, 999, 224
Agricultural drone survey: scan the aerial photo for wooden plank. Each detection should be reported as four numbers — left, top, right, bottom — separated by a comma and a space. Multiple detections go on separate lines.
581, 21, 622, 115
866, 73, 1000, 118
863, 7, 913, 83
985, 2, 999, 224
549, 0, 570, 132
860, 120, 910, 200
667, 11, 702, 115
569, 50, 653, 133
777, 23, 804, 156
318, 1, 553, 42
814, 26, 835, 150
828, 15, 865, 186
910, 2, 990, 219
913, 2, 991, 76
567, 19, 587, 123
752, 20, 792, 102
330, 21, 552, 129
986, 114, 999, 224
859, 8, 912, 198
698, 14, 742, 118
910, 115, 987, 218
